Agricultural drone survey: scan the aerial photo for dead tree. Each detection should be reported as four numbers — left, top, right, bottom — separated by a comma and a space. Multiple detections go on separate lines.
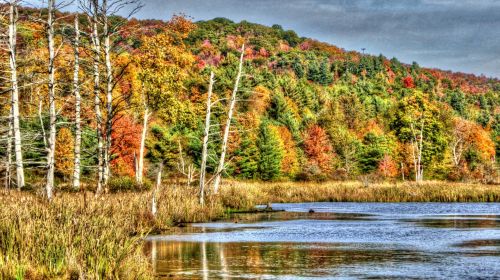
45, 0, 57, 200
151, 162, 162, 217
5, 107, 13, 189
81, 0, 142, 189
176, 139, 196, 186
212, 45, 244, 194
102, 0, 113, 185
410, 118, 424, 183
6, 0, 25, 189
72, 14, 82, 190
199, 71, 214, 205
79, 0, 105, 194
136, 84, 150, 185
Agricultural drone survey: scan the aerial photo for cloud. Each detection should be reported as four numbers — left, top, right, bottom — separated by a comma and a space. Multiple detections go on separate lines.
129, 0, 500, 77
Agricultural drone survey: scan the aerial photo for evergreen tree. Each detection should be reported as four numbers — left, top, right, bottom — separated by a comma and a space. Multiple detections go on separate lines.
235, 136, 259, 179
257, 121, 283, 180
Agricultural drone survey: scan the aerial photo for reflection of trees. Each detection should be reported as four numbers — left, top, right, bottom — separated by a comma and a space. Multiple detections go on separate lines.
410, 217, 499, 229
145, 241, 429, 278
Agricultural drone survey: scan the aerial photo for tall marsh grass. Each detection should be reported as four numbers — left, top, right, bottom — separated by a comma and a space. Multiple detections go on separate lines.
1, 180, 498, 279
219, 181, 500, 209
0, 187, 224, 279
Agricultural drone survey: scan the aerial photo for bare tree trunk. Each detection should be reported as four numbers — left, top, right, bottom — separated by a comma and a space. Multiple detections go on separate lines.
38, 97, 47, 148
5, 108, 13, 189
7, 1, 24, 190
199, 71, 215, 205
410, 120, 424, 183
90, 0, 104, 194
418, 120, 424, 181
137, 89, 149, 184
103, 0, 113, 186
401, 162, 405, 181
213, 45, 244, 194
72, 15, 82, 190
151, 163, 162, 216
45, 0, 57, 201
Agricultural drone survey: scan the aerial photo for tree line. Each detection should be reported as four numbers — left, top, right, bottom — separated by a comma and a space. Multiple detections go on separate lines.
1, 6, 499, 203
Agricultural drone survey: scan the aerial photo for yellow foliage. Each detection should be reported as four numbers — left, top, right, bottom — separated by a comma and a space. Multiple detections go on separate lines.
55, 127, 74, 179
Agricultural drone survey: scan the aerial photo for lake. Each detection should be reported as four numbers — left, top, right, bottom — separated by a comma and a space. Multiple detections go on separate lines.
145, 203, 500, 279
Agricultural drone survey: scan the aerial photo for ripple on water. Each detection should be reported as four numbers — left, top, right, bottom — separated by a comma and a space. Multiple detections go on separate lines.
145, 202, 500, 279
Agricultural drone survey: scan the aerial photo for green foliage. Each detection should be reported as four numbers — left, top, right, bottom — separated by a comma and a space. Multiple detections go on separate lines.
235, 135, 259, 179
357, 133, 393, 173
307, 58, 333, 85
257, 121, 283, 181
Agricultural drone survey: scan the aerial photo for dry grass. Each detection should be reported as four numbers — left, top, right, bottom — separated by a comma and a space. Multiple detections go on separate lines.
1, 180, 498, 279
0, 186, 224, 279
219, 180, 500, 209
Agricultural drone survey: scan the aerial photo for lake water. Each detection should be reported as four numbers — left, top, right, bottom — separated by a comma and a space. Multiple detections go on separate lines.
145, 203, 500, 279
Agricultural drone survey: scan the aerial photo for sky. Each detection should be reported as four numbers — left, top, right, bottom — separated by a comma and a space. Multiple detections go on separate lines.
125, 0, 500, 77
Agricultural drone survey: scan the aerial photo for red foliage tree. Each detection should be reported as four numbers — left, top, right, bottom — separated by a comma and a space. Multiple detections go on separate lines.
111, 115, 142, 177
303, 125, 333, 173
378, 155, 398, 178
403, 76, 415, 88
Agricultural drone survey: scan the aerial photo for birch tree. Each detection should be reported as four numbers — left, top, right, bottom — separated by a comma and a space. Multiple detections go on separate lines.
45, 0, 57, 200
80, 0, 104, 193
102, 0, 112, 185
72, 14, 81, 190
410, 118, 424, 183
199, 71, 214, 205
136, 84, 150, 185
212, 45, 244, 194
6, 0, 25, 189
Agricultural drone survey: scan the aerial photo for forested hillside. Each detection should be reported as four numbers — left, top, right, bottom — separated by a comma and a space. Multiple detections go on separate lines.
1, 6, 499, 195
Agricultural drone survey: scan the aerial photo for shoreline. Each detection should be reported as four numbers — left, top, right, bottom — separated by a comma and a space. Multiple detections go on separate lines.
1, 181, 499, 279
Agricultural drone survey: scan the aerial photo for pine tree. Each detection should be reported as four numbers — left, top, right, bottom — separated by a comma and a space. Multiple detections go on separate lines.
235, 136, 259, 179
257, 122, 283, 181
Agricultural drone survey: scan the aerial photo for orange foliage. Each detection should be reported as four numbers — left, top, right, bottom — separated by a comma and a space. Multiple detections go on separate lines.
276, 126, 299, 176
303, 125, 333, 173
452, 118, 496, 163
249, 86, 271, 115
378, 155, 398, 178
111, 115, 142, 177
55, 127, 74, 179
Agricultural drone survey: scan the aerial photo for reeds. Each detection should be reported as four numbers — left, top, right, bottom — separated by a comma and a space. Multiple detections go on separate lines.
219, 180, 500, 209
1, 180, 498, 279
0, 186, 224, 279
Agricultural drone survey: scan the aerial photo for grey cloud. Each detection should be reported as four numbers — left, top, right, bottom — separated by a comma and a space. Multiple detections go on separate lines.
127, 0, 500, 77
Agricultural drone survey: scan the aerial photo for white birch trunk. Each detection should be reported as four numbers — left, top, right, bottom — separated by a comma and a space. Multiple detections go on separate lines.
410, 120, 424, 183
8, 1, 24, 190
102, 0, 114, 186
137, 102, 149, 185
5, 108, 13, 189
152, 163, 162, 216
72, 15, 82, 190
90, 0, 104, 194
199, 71, 215, 205
213, 45, 244, 194
45, 0, 57, 201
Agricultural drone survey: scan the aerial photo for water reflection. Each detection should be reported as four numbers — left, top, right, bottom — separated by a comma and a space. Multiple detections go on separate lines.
143, 241, 430, 279
404, 216, 500, 229
144, 203, 500, 279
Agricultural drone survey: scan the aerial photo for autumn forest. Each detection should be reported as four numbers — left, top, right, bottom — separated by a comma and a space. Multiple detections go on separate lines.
1, 0, 500, 278
2, 2, 500, 196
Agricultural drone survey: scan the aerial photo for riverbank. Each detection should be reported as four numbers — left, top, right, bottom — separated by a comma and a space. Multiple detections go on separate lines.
221, 181, 500, 209
1, 181, 499, 279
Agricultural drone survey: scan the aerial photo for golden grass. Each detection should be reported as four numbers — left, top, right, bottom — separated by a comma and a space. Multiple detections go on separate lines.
220, 180, 500, 209
0, 187, 224, 279
1, 180, 498, 279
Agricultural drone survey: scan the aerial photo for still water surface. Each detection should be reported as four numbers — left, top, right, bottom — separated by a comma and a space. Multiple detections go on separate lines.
145, 203, 500, 279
